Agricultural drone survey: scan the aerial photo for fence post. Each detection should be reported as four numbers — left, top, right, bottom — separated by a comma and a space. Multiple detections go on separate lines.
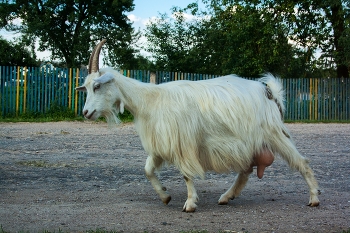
68, 68, 72, 109
16, 66, 20, 116
74, 68, 79, 115
150, 72, 156, 84
23, 67, 27, 113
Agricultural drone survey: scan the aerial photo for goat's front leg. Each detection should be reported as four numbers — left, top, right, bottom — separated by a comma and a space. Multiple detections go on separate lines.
183, 176, 199, 212
145, 156, 171, 205
218, 168, 253, 205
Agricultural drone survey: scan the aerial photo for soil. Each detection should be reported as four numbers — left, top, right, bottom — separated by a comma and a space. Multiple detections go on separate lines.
0, 122, 349, 233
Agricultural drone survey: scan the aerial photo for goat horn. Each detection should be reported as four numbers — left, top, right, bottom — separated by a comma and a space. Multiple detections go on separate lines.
88, 39, 107, 74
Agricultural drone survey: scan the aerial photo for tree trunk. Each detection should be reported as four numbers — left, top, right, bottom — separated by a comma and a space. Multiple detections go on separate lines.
329, 1, 349, 78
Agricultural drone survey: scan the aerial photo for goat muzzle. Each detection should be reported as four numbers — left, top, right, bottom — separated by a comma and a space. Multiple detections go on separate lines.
83, 109, 97, 119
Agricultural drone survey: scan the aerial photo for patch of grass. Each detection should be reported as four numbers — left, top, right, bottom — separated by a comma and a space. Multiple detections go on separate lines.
17, 160, 50, 168
0, 104, 134, 123
118, 109, 134, 123
16, 160, 77, 168
86, 229, 121, 233
284, 119, 350, 123
0, 225, 6, 233
0, 102, 85, 123
0, 116, 84, 123
179, 231, 209, 233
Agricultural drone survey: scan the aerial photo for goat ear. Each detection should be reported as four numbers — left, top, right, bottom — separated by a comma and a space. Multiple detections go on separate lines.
93, 72, 114, 84
76, 86, 87, 92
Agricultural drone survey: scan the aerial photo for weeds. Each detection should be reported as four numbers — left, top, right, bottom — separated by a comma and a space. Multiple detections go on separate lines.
0, 103, 134, 123
16, 160, 77, 168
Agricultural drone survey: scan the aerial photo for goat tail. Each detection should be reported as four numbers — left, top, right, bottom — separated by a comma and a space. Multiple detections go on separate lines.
258, 73, 285, 118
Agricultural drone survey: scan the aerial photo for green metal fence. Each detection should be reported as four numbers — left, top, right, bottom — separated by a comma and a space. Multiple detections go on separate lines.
0, 66, 349, 121
0, 65, 88, 117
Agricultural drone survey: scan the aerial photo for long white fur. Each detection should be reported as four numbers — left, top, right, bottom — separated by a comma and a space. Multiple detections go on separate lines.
78, 68, 320, 212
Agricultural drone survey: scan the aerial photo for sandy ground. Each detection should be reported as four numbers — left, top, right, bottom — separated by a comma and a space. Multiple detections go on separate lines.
0, 122, 349, 233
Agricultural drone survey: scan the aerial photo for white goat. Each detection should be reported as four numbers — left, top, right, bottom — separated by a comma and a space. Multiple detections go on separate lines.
77, 40, 320, 212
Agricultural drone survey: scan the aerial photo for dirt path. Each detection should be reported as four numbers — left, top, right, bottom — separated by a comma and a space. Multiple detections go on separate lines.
0, 122, 349, 233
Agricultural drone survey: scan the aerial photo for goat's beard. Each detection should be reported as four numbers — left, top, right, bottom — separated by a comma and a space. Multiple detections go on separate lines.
104, 109, 122, 127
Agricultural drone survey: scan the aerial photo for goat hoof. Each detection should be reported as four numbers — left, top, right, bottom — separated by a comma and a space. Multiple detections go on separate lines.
182, 201, 197, 212
184, 208, 196, 213
182, 206, 196, 212
218, 201, 228, 205
218, 194, 234, 205
162, 195, 171, 205
308, 201, 320, 207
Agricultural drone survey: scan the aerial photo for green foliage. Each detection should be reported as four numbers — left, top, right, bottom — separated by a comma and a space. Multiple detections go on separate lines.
0, 101, 82, 122
118, 109, 134, 123
0, 101, 135, 123
144, 0, 349, 78
44, 102, 76, 119
144, 12, 200, 72
144, 4, 304, 77
0, 36, 39, 66
233, 0, 350, 78
0, 0, 138, 68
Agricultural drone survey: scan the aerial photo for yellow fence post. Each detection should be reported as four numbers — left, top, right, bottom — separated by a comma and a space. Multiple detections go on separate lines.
74, 68, 80, 115
309, 78, 313, 120
68, 68, 72, 109
314, 79, 318, 120
23, 67, 27, 113
16, 66, 20, 116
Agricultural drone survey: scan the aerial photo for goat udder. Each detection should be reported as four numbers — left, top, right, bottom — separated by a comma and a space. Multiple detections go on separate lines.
252, 147, 274, 179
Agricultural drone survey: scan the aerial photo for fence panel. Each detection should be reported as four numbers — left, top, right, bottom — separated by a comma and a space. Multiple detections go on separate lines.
0, 66, 88, 117
0, 66, 349, 120
283, 77, 350, 121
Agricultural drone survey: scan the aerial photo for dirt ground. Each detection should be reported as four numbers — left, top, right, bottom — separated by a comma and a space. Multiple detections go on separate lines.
0, 122, 349, 233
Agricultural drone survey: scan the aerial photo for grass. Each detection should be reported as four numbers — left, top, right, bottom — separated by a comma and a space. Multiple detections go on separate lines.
0, 102, 83, 122
284, 119, 350, 123
0, 108, 134, 123
16, 160, 79, 168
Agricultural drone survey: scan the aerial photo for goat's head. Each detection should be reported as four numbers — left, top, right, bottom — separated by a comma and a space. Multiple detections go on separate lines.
76, 39, 124, 125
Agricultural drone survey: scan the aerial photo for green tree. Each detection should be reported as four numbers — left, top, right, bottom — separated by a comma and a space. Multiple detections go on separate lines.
144, 11, 202, 72
0, 36, 39, 66
230, 0, 349, 78
144, 3, 304, 77
0, 0, 138, 68
200, 4, 299, 77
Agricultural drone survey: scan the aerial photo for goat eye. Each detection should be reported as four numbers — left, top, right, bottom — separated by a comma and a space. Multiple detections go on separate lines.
93, 83, 101, 92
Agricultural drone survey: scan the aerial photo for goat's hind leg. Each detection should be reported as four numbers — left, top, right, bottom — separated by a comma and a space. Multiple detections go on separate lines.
275, 135, 320, 207
145, 156, 171, 205
218, 168, 253, 205
183, 176, 199, 212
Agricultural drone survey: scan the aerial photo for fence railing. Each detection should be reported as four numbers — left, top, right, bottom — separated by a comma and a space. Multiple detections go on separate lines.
0, 66, 349, 121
